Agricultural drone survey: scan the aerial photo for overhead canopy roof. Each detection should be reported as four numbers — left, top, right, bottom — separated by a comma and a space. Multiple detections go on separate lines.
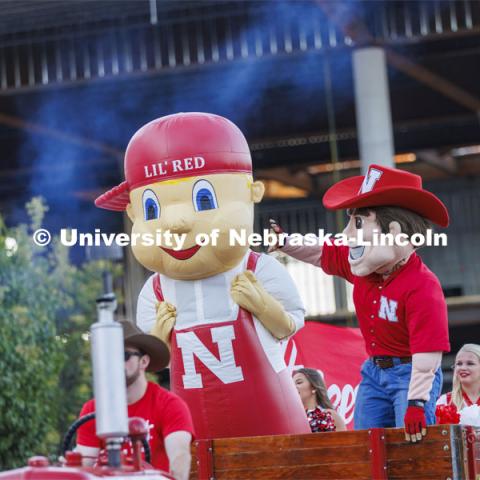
0, 0, 479, 214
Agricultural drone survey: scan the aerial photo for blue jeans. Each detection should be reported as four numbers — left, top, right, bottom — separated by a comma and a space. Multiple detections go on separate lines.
354, 358, 442, 429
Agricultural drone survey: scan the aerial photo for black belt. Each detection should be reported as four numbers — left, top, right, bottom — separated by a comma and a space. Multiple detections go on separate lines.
372, 356, 412, 369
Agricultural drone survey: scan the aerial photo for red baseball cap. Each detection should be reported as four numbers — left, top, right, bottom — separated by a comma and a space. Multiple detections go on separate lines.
95, 112, 252, 211
323, 164, 449, 227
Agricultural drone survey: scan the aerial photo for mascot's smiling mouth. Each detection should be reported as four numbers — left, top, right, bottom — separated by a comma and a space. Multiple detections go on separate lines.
349, 246, 365, 261
161, 245, 201, 260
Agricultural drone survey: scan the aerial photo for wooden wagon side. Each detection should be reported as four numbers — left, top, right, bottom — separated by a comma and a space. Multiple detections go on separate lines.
190, 425, 480, 479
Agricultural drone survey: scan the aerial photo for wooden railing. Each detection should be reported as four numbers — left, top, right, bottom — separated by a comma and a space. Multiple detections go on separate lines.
190, 425, 480, 479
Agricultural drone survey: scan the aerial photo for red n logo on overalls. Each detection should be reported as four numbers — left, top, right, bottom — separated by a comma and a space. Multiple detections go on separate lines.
176, 325, 244, 388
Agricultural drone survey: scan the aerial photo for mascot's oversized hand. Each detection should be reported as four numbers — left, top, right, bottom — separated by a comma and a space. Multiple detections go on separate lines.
231, 271, 295, 340
231, 271, 266, 316
404, 404, 427, 443
150, 302, 177, 347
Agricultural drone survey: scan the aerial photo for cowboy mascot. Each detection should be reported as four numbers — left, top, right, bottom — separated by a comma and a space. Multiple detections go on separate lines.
272, 164, 450, 442
95, 112, 310, 439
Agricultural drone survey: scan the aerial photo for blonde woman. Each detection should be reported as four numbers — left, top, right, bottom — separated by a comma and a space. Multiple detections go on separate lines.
293, 368, 346, 432
436, 344, 480, 421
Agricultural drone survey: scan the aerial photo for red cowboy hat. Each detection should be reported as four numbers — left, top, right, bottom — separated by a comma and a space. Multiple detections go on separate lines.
323, 164, 449, 227
95, 112, 252, 211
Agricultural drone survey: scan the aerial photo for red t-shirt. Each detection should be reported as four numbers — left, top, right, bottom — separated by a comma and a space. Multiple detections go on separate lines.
77, 381, 194, 471
320, 244, 450, 357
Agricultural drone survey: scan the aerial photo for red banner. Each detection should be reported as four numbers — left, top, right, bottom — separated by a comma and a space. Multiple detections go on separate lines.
284, 322, 367, 429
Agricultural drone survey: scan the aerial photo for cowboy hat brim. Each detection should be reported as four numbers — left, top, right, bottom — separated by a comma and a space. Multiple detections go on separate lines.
323, 175, 449, 227
120, 320, 170, 372
95, 181, 130, 211
122, 330, 170, 372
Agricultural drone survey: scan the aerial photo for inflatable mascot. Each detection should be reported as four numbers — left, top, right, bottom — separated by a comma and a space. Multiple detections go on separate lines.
272, 164, 450, 443
96, 112, 310, 439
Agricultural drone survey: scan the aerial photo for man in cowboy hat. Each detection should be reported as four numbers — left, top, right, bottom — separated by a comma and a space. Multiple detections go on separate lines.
270, 164, 450, 443
76, 321, 194, 479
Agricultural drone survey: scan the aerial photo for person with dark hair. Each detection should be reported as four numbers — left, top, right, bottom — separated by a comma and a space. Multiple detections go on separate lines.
293, 368, 346, 432
76, 321, 194, 480
270, 164, 450, 443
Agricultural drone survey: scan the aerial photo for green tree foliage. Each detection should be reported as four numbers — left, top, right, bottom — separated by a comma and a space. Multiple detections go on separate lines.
0, 198, 123, 470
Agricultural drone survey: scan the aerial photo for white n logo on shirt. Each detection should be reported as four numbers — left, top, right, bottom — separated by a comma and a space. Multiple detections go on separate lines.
378, 296, 398, 322
177, 325, 244, 389
359, 168, 383, 194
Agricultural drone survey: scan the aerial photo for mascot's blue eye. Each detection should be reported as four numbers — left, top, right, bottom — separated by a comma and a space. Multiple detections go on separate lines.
145, 199, 158, 220
192, 180, 218, 212
196, 189, 215, 210
142, 189, 160, 221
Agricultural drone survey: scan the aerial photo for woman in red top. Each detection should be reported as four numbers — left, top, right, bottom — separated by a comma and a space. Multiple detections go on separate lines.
436, 344, 480, 423
293, 368, 346, 432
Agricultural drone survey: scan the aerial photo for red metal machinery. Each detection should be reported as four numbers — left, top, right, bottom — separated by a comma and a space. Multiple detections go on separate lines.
0, 273, 172, 479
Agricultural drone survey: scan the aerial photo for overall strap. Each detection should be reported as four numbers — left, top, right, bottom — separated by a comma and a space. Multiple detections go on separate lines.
152, 274, 164, 302
246, 251, 260, 272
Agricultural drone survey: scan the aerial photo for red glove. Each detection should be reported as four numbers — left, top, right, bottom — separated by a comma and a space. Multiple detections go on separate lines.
404, 403, 427, 442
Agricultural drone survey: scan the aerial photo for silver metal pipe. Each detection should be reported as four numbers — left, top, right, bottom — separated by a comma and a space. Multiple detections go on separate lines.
91, 281, 128, 443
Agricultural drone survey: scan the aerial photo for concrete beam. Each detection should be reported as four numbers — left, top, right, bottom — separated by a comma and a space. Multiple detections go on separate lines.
255, 167, 313, 192
416, 149, 458, 174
